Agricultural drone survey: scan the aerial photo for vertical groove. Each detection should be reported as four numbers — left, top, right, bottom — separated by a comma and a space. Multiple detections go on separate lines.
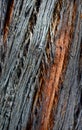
3, 0, 14, 44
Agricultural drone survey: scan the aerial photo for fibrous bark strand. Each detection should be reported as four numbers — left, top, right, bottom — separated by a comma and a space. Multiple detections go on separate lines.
0, 0, 82, 130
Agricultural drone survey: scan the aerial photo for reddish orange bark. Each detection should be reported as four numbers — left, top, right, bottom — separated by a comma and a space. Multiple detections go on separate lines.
32, 2, 77, 130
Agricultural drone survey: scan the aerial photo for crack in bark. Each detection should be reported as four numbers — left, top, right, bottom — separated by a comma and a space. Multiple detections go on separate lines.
3, 0, 14, 44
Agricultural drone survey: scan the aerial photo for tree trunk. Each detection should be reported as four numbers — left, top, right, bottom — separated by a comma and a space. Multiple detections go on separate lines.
0, 0, 82, 130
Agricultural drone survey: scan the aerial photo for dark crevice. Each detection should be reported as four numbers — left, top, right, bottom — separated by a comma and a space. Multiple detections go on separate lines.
25, 6, 32, 18
6, 116, 11, 130
19, 0, 24, 15
17, 67, 21, 79
0, 63, 2, 76
16, 119, 22, 130
23, 39, 30, 57
16, 57, 24, 80
80, 89, 82, 107
3, 0, 14, 43
1, 52, 5, 63
74, 100, 81, 129
19, 58, 24, 68
75, 106, 80, 119
4, 0, 14, 27
73, 111, 77, 129
26, 118, 32, 130
36, 0, 42, 12
29, 12, 37, 33
0, 45, 6, 63
28, 0, 42, 33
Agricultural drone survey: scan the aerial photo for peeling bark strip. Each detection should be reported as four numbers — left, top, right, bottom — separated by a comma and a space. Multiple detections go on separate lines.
31, 1, 78, 130
3, 0, 14, 44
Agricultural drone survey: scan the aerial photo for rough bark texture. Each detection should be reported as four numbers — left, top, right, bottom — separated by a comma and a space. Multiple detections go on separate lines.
0, 0, 82, 130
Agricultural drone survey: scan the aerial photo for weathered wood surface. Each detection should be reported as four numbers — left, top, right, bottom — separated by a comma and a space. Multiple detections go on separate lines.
0, 0, 82, 130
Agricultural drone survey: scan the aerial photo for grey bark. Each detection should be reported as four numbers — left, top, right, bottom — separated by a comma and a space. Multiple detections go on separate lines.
0, 0, 82, 130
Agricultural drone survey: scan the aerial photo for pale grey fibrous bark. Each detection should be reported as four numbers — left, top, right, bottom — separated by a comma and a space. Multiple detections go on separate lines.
0, 0, 82, 130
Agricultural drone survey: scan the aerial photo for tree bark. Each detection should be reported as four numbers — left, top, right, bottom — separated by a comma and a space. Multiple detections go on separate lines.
0, 0, 82, 130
